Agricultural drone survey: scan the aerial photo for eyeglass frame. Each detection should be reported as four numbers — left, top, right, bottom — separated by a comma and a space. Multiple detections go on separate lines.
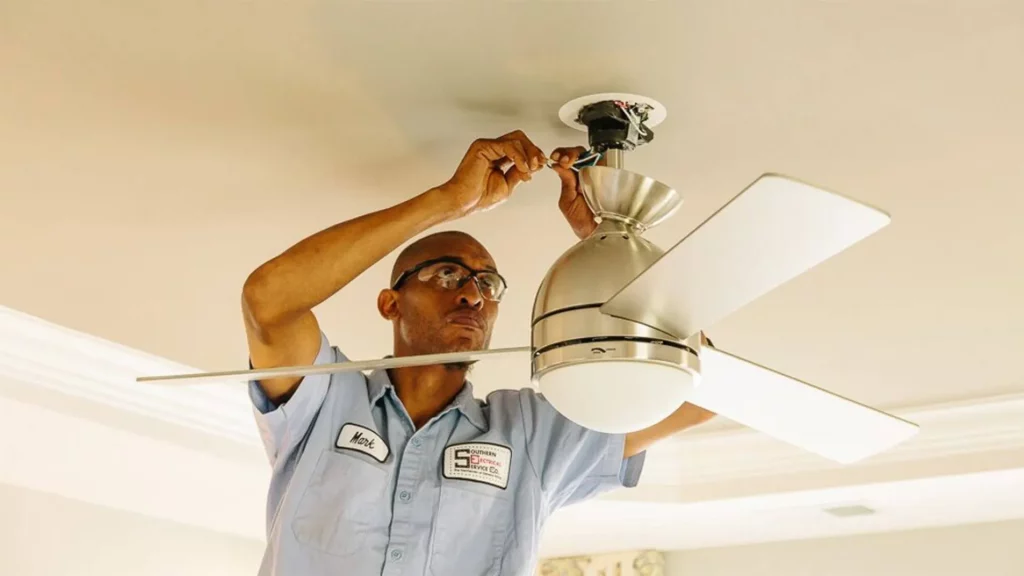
390, 256, 509, 301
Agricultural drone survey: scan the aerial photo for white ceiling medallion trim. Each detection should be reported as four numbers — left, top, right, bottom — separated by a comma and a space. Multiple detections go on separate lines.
0, 305, 259, 446
2, 304, 1023, 476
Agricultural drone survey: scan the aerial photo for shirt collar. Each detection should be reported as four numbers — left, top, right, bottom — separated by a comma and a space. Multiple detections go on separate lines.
451, 378, 487, 431
367, 362, 487, 431
366, 367, 392, 406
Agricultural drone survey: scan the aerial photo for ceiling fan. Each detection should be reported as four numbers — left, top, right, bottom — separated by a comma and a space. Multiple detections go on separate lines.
139, 93, 919, 464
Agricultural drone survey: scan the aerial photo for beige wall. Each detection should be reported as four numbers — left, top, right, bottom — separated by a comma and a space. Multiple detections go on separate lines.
665, 519, 1024, 576
0, 483, 264, 576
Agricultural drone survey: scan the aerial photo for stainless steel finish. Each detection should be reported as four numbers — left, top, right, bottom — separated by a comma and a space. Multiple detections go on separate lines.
532, 219, 664, 321
532, 307, 678, 348
532, 340, 700, 382
137, 346, 532, 384
602, 148, 625, 169
578, 166, 682, 231
531, 194, 689, 381
600, 173, 892, 341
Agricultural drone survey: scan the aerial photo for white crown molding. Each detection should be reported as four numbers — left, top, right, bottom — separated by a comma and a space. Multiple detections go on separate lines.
0, 305, 260, 446
2, 304, 1023, 491
628, 390, 1024, 502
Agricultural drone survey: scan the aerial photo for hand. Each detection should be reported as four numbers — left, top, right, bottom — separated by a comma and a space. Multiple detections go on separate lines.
685, 331, 718, 425
680, 401, 717, 427
549, 146, 598, 240
438, 130, 547, 219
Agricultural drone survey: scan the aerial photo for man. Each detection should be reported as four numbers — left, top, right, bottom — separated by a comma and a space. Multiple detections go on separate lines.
242, 131, 715, 576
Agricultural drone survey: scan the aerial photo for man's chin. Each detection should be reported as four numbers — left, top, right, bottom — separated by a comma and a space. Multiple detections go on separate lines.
443, 360, 477, 372
439, 333, 487, 353
438, 336, 487, 369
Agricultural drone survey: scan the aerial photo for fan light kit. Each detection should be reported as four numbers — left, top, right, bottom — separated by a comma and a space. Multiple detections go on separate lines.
139, 93, 920, 464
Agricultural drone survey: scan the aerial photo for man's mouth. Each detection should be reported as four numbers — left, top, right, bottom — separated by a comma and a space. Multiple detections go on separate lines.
447, 313, 484, 330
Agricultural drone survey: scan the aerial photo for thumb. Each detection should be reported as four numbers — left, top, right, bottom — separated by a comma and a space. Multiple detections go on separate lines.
555, 168, 582, 208
552, 163, 577, 188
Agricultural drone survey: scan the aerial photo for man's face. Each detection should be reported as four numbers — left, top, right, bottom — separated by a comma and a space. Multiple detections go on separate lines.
379, 238, 501, 357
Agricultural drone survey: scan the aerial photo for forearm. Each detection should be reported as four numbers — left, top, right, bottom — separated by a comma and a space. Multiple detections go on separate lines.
243, 188, 455, 325
623, 334, 718, 456
623, 403, 710, 458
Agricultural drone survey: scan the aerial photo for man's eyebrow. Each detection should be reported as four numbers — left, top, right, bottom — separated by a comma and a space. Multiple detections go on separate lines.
438, 255, 498, 274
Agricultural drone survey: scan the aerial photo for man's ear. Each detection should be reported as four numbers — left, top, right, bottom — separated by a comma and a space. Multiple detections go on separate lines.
377, 289, 400, 320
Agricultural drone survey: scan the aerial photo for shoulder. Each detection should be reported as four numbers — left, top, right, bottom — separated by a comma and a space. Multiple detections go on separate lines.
482, 388, 559, 428
483, 387, 538, 410
315, 337, 374, 404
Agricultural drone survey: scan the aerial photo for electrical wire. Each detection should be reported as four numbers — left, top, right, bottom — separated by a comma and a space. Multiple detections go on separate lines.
545, 149, 603, 172
614, 100, 649, 137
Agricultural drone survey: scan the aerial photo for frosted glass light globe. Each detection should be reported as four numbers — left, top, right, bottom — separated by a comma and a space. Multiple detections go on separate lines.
537, 361, 697, 434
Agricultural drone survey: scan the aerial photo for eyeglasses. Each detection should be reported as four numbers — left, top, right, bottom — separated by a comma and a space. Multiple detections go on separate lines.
391, 257, 508, 302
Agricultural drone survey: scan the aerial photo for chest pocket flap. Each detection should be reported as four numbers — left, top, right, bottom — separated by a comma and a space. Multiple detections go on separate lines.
428, 480, 513, 576
291, 449, 391, 557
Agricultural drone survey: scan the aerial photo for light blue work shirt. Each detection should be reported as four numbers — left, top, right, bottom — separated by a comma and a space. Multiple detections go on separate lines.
249, 332, 645, 576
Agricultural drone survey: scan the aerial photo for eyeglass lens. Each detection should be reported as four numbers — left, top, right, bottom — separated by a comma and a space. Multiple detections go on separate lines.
416, 262, 505, 300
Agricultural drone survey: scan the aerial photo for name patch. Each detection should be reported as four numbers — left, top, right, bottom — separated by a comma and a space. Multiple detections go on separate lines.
335, 423, 389, 463
443, 442, 512, 489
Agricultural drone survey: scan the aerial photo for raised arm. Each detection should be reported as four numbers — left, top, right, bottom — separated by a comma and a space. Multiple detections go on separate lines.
242, 131, 547, 403
623, 333, 718, 457
242, 191, 455, 402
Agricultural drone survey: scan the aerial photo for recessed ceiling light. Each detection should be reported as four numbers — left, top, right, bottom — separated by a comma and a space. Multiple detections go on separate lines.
823, 505, 876, 517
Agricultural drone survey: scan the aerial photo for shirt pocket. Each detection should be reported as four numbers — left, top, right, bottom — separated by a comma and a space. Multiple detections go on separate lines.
290, 449, 390, 557
428, 482, 512, 576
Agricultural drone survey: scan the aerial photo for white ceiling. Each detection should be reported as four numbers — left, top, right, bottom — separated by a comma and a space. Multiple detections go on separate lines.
3, 2, 1024, 417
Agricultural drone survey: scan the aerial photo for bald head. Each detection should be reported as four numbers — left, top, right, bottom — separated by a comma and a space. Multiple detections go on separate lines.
390, 231, 495, 286
380, 230, 500, 359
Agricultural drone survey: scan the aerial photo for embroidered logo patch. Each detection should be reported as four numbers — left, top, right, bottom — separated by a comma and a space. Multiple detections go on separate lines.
443, 442, 512, 489
335, 423, 389, 463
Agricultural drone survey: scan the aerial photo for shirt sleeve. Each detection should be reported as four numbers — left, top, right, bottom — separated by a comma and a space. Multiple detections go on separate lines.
518, 388, 646, 512
248, 331, 335, 467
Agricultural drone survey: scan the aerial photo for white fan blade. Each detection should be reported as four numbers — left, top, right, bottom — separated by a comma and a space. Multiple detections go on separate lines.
136, 346, 532, 385
690, 346, 919, 464
600, 174, 890, 340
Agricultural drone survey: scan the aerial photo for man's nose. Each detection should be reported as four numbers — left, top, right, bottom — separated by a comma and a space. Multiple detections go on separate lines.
456, 278, 485, 309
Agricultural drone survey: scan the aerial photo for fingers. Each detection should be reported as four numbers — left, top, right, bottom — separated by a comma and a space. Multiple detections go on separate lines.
506, 139, 530, 173
550, 146, 587, 168
474, 131, 546, 176
504, 166, 531, 191
550, 145, 587, 191
475, 139, 529, 174
501, 129, 547, 171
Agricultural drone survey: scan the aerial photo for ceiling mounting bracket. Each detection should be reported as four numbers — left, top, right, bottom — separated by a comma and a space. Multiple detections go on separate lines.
557, 93, 667, 158
578, 100, 654, 153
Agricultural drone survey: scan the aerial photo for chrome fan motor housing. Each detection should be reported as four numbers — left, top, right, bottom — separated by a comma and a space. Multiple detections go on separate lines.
530, 218, 701, 383
533, 97, 700, 432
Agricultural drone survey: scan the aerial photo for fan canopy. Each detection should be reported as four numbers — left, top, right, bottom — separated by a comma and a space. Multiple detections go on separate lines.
578, 166, 682, 232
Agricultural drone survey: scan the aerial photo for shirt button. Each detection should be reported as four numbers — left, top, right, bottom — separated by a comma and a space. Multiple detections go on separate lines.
390, 549, 403, 561
399, 490, 411, 502
411, 438, 422, 448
